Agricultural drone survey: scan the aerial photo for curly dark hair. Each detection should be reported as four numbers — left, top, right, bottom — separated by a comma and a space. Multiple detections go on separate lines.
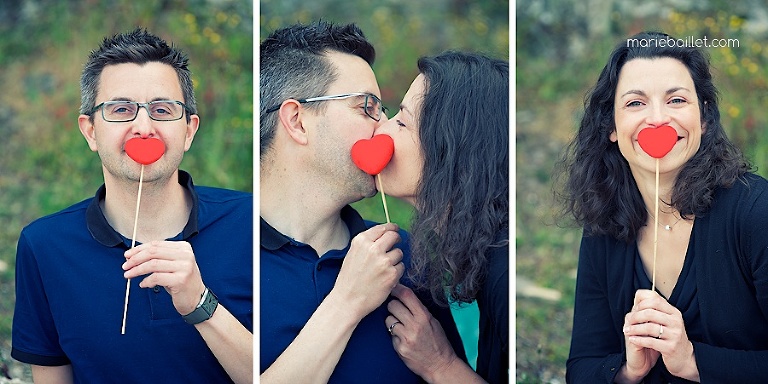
259, 21, 375, 159
408, 51, 509, 306
555, 31, 751, 242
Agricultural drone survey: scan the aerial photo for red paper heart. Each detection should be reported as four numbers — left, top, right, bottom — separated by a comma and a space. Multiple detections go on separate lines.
124, 137, 165, 165
351, 134, 395, 175
637, 125, 678, 158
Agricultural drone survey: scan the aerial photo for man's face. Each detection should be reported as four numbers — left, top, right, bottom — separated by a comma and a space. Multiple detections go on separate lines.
78, 62, 199, 184
304, 51, 387, 200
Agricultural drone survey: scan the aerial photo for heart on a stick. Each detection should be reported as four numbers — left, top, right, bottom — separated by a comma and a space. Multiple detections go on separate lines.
125, 137, 165, 165
351, 134, 395, 175
637, 125, 677, 158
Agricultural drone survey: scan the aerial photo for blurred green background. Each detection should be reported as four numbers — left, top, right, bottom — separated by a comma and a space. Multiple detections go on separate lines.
517, 1, 768, 382
260, 0, 509, 371
0, 0, 252, 380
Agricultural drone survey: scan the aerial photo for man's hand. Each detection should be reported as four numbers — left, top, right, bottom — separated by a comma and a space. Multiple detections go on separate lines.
123, 240, 205, 315
330, 223, 404, 320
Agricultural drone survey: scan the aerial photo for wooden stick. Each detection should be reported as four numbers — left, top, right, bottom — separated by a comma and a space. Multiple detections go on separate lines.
377, 173, 391, 224
651, 159, 659, 292
121, 165, 145, 334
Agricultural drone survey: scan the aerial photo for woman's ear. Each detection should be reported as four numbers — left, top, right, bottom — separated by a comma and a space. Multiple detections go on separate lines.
609, 129, 618, 143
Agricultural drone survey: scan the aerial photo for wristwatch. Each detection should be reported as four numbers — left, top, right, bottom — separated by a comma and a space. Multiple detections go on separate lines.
182, 287, 219, 325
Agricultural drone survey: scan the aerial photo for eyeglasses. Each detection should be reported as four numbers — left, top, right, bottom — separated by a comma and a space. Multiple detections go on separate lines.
264, 93, 388, 122
90, 100, 190, 122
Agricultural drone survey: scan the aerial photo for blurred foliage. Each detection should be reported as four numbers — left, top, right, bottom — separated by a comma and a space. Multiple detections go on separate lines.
0, 0, 252, 378
260, 0, 509, 371
518, 2, 768, 382
260, 0, 509, 130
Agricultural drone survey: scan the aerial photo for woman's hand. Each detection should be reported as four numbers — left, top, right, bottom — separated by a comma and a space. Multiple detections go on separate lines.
386, 284, 485, 383
620, 298, 661, 383
623, 289, 700, 381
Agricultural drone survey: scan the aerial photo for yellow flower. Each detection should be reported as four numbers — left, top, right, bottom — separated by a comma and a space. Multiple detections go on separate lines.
669, 11, 681, 23
730, 15, 744, 29
728, 105, 740, 118
216, 12, 228, 24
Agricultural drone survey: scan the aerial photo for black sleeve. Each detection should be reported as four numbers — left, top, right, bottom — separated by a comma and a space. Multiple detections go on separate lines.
566, 235, 625, 383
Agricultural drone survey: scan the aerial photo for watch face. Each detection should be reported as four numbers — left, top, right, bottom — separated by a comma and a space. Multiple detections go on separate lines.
182, 288, 219, 324
202, 289, 219, 315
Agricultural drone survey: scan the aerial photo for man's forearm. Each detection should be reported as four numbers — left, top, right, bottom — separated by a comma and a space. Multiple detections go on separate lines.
260, 290, 364, 384
195, 304, 254, 384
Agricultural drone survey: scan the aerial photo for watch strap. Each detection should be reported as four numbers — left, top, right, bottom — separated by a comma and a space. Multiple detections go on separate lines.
182, 287, 219, 325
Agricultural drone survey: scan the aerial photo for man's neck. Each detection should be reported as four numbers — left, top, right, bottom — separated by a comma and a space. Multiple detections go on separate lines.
102, 170, 192, 243
261, 172, 352, 256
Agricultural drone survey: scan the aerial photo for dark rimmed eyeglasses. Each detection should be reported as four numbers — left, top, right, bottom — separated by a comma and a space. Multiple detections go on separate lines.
264, 93, 388, 122
90, 100, 191, 122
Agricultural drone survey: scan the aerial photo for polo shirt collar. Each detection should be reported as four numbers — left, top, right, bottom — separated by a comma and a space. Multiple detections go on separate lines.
85, 170, 200, 247
260, 205, 367, 251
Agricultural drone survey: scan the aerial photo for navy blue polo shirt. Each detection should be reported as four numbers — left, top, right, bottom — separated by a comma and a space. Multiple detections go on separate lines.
12, 171, 252, 384
260, 206, 466, 383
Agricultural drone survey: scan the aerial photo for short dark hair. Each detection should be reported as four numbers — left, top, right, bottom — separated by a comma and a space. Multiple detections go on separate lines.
556, 31, 751, 242
259, 21, 375, 158
408, 51, 509, 305
80, 28, 196, 121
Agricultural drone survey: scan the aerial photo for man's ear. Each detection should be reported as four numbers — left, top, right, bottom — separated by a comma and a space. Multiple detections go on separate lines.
183, 113, 200, 152
278, 100, 309, 145
78, 114, 99, 152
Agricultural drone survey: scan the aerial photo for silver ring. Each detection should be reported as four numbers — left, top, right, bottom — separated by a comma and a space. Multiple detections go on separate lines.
658, 324, 664, 338
388, 321, 402, 334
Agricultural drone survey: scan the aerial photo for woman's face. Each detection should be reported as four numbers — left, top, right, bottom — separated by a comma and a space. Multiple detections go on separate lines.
374, 74, 427, 205
612, 57, 703, 178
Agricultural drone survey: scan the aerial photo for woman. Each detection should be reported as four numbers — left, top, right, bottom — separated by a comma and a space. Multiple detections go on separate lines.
374, 51, 509, 383
558, 31, 768, 383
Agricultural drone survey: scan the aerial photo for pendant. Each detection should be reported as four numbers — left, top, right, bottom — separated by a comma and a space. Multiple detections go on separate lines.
664, 225, 671, 230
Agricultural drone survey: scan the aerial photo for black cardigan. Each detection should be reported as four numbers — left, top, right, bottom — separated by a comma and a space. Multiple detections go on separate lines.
566, 173, 768, 383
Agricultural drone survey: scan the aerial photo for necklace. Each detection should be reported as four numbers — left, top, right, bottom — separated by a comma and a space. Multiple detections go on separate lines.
648, 212, 683, 231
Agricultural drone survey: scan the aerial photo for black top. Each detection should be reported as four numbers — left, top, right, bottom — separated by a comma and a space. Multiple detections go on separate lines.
475, 228, 510, 383
567, 173, 768, 383
632, 235, 700, 383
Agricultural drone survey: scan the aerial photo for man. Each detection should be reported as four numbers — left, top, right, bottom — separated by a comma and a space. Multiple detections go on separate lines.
260, 21, 466, 383
12, 29, 252, 384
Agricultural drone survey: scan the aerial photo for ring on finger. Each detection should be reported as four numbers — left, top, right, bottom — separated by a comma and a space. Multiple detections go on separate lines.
657, 324, 664, 339
388, 321, 402, 335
